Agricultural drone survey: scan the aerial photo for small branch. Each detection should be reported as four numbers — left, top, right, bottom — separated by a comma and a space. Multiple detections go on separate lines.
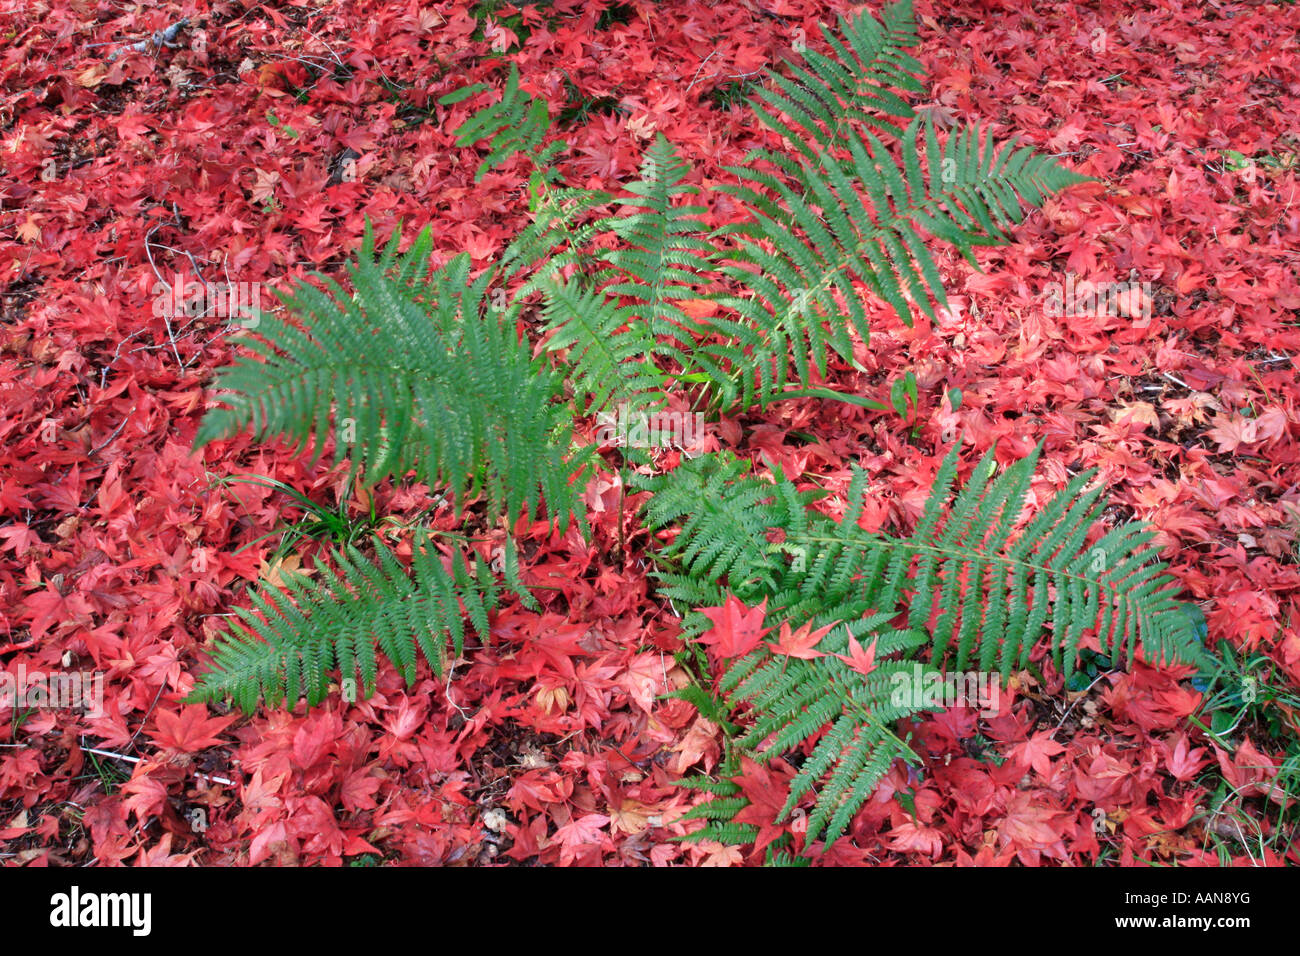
104, 18, 191, 63
80, 746, 235, 788
1054, 671, 1114, 731
88, 408, 133, 458
684, 50, 717, 95
143, 221, 187, 372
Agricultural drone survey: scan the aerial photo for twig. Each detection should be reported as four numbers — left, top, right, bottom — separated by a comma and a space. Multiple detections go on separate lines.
104, 18, 190, 63
1054, 670, 1113, 731
143, 222, 187, 371
88, 408, 134, 458
684, 50, 718, 95
100, 329, 147, 389
80, 746, 236, 787
125, 681, 167, 752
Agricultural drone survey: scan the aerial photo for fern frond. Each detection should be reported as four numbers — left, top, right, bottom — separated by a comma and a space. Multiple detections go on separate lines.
185, 534, 526, 713
748, 0, 923, 153
689, 0, 1089, 409
665, 683, 740, 733
593, 135, 716, 352
765, 846, 812, 867
501, 137, 725, 412
711, 116, 1092, 404
536, 277, 667, 415
360, 220, 436, 298
195, 234, 591, 529
641, 445, 1208, 849
440, 63, 554, 181
635, 453, 821, 619
672, 774, 762, 845
646, 445, 1210, 677
675, 820, 762, 847
533, 136, 722, 412
495, 181, 614, 294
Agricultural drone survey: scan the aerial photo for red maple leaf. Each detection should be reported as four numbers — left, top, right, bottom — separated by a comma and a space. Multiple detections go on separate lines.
148, 706, 236, 753
1165, 733, 1210, 782
698, 594, 769, 658
997, 792, 1069, 858
768, 619, 836, 660
1007, 730, 1066, 776
730, 756, 795, 857
885, 821, 945, 859
835, 633, 879, 677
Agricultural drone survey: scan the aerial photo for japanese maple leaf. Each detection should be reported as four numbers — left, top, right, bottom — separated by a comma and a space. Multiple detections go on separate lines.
1007, 730, 1065, 776
0, 522, 40, 555
554, 813, 609, 863
768, 619, 836, 660
1251, 407, 1288, 444
997, 792, 1069, 855
700, 843, 745, 867
885, 821, 945, 860
1165, 734, 1210, 782
292, 712, 341, 769
1203, 414, 1257, 453
23, 586, 93, 641
340, 769, 382, 813
148, 706, 236, 753
121, 773, 170, 823
835, 633, 879, 677
113, 108, 151, 139
249, 821, 290, 867
1047, 119, 1088, 150
671, 716, 720, 774
698, 594, 769, 659
383, 697, 426, 742
730, 756, 794, 856
1214, 736, 1279, 800
482, 17, 519, 52
132, 832, 197, 867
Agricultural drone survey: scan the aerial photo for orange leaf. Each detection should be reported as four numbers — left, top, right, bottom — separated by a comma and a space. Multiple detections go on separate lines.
678, 298, 718, 319
768, 619, 836, 660
835, 633, 879, 677
699, 594, 769, 659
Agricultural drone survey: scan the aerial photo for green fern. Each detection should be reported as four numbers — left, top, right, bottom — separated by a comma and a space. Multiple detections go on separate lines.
710, 115, 1090, 406
749, 0, 924, 154
536, 277, 667, 415
185, 533, 536, 713
194, 225, 592, 530
495, 178, 614, 293
440, 62, 557, 181
672, 775, 760, 847
441, 2, 1089, 415
765, 845, 813, 867
477, 0, 1087, 414
640, 445, 1210, 848
690, 0, 1091, 407
591, 136, 716, 370
519, 136, 719, 415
